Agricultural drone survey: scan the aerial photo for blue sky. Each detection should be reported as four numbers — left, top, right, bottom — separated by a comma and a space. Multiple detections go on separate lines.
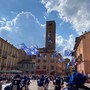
0, 0, 90, 56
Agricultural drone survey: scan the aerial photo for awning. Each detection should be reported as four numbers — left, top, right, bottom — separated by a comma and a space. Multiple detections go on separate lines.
0, 70, 22, 74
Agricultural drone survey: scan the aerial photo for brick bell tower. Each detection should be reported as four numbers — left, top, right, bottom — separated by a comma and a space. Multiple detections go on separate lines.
45, 21, 56, 50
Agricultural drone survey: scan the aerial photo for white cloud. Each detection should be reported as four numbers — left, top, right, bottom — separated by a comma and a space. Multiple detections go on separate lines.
0, 11, 45, 47
0, 11, 45, 32
41, 0, 61, 13
59, 21, 64, 27
43, 12, 49, 20
56, 34, 67, 47
0, 25, 12, 31
0, 17, 12, 31
41, 0, 90, 35
56, 34, 75, 56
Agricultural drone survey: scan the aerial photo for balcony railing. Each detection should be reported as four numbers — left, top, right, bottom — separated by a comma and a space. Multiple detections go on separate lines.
2, 52, 7, 58
12, 54, 16, 58
1, 65, 6, 67
2, 55, 7, 58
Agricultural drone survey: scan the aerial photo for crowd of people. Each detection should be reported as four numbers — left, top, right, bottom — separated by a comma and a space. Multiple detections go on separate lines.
0, 72, 90, 90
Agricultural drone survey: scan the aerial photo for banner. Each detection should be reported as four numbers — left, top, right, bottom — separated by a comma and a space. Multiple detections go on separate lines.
18, 43, 27, 50
19, 43, 39, 56
64, 49, 73, 56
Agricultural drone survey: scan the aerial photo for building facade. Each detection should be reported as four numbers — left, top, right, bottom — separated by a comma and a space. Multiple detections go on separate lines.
35, 48, 65, 75
0, 37, 20, 70
35, 21, 65, 75
17, 59, 35, 74
74, 32, 90, 76
0, 37, 32, 71
35, 49, 56, 75
0, 20, 66, 75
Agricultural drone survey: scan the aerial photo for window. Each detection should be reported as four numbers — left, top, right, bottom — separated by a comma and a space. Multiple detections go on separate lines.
37, 65, 40, 69
43, 54, 46, 57
49, 23, 52, 26
49, 31, 51, 33
27, 64, 28, 68
50, 54, 54, 59
31, 71, 34, 74
31, 64, 33, 68
21, 64, 23, 67
43, 59, 46, 63
51, 66, 54, 70
50, 60, 54, 63
43, 65, 46, 69
37, 59, 40, 63
49, 45, 51, 48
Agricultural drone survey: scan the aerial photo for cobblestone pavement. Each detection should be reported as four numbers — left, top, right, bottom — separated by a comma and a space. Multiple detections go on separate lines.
84, 83, 90, 88
29, 80, 55, 90
2, 80, 90, 90
29, 80, 90, 90
2, 80, 55, 90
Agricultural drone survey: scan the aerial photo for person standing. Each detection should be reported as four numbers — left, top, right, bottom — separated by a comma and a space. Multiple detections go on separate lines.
54, 76, 63, 90
26, 75, 30, 90
11, 74, 21, 90
0, 79, 2, 90
37, 79, 44, 90
37, 75, 45, 90
21, 76, 27, 90
44, 76, 49, 90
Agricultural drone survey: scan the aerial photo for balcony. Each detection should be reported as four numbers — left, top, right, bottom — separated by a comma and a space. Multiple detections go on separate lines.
2, 52, 7, 58
12, 54, 16, 58
1, 64, 6, 68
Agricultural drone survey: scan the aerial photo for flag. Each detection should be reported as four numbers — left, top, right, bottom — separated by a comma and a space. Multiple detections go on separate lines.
58, 58, 64, 63
61, 58, 65, 62
58, 59, 61, 63
18, 43, 27, 50
64, 50, 72, 56
30, 46, 39, 55
30, 46, 35, 52
24, 48, 32, 56
18, 44, 39, 56
53, 52, 57, 59
48, 32, 52, 43
45, 55, 46, 60
66, 63, 69, 69
34, 47, 39, 55
48, 37, 52, 43
40, 54, 42, 59
71, 59, 75, 67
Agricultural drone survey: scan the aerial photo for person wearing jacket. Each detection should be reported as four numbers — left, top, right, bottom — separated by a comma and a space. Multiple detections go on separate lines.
11, 74, 21, 90
44, 76, 49, 90
37, 75, 45, 90
54, 76, 63, 90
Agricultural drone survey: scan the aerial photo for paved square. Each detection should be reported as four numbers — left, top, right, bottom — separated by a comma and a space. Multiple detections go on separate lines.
29, 80, 55, 90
